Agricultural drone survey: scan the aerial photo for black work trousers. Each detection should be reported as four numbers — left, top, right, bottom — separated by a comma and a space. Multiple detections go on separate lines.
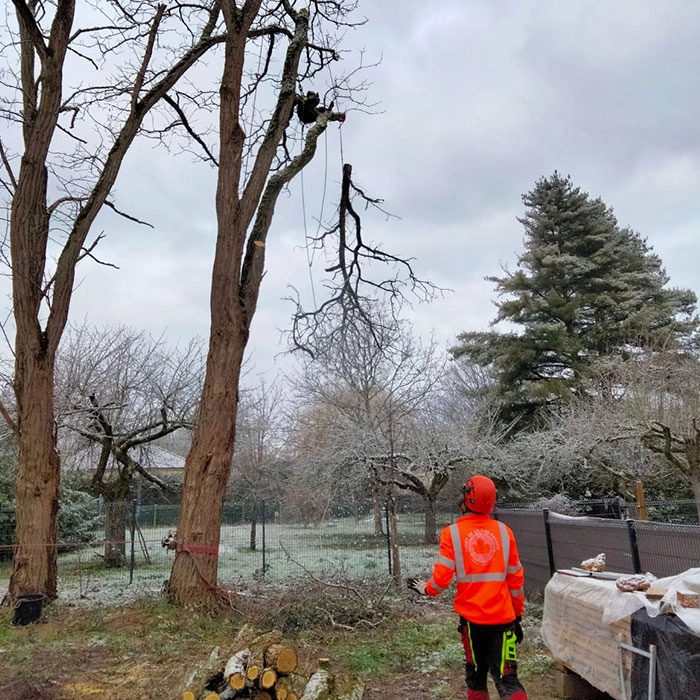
458, 617, 528, 700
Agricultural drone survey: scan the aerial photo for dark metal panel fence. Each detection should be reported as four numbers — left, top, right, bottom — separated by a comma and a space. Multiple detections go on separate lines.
497, 509, 550, 594
499, 508, 700, 594
633, 520, 700, 578
547, 512, 636, 575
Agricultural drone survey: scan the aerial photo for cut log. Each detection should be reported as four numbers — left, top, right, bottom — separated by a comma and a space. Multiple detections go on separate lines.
203, 693, 220, 700
265, 643, 298, 673
182, 647, 223, 700
300, 659, 333, 700
274, 672, 305, 700
259, 668, 277, 689
225, 649, 251, 691
234, 622, 263, 645
247, 631, 286, 679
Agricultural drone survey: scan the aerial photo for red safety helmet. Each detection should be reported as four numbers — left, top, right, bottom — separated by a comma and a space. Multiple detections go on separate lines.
461, 475, 497, 514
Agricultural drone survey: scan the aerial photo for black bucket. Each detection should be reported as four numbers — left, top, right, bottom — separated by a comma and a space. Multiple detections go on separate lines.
11, 594, 44, 626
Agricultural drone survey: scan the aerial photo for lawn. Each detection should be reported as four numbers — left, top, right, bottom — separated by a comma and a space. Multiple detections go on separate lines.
0, 582, 559, 700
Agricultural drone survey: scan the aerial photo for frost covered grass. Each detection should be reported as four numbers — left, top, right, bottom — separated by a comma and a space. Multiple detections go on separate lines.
0, 514, 445, 606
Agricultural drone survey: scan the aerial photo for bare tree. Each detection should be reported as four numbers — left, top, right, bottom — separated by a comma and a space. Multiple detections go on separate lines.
0, 1, 225, 600
165, 0, 379, 608
290, 310, 450, 553
56, 324, 204, 566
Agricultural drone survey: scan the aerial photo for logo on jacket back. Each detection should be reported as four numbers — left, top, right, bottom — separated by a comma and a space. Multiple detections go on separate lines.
465, 528, 498, 565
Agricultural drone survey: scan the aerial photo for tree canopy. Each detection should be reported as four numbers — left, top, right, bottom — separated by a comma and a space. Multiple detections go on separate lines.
451, 172, 698, 430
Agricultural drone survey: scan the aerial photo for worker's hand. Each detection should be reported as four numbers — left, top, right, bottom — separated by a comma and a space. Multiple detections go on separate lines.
514, 616, 524, 644
406, 577, 427, 595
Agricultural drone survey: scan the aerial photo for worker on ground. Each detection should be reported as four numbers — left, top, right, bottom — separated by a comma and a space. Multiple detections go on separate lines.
407, 475, 528, 700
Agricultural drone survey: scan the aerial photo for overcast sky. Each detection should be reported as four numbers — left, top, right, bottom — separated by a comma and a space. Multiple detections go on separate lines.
29, 0, 700, 382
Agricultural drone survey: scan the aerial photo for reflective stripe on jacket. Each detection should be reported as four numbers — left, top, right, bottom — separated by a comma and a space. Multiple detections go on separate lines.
425, 513, 525, 624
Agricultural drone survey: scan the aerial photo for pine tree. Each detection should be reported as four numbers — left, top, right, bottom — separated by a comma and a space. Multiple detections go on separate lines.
452, 172, 698, 429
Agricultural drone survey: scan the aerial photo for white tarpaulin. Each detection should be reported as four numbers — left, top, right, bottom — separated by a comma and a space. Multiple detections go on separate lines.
601, 567, 700, 636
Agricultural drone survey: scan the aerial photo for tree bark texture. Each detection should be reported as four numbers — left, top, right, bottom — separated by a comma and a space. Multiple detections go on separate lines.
422, 495, 437, 545
104, 500, 128, 567
7, 0, 223, 600
168, 4, 337, 608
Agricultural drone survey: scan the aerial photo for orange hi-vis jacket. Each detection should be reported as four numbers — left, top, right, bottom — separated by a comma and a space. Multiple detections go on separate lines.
425, 512, 525, 625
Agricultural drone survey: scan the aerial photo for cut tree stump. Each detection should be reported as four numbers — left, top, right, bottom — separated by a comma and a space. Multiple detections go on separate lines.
300, 659, 333, 700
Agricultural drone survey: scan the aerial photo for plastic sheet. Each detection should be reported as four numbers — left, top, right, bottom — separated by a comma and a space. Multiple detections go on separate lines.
631, 609, 700, 700
602, 568, 700, 637
542, 572, 631, 699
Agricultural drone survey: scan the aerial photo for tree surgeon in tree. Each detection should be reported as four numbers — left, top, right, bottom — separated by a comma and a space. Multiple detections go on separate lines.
408, 476, 527, 700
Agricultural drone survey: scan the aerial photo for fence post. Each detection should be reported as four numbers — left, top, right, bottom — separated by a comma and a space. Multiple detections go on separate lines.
636, 481, 648, 521
261, 499, 267, 576
626, 518, 642, 574
129, 499, 137, 585
543, 509, 556, 577
384, 498, 392, 576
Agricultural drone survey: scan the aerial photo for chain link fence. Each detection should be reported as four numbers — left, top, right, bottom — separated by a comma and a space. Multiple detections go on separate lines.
2, 497, 699, 603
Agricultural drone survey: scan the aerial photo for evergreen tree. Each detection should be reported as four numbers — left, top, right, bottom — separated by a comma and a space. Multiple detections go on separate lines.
452, 172, 698, 429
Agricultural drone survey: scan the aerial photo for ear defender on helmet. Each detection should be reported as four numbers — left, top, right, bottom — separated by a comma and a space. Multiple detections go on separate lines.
460, 475, 497, 514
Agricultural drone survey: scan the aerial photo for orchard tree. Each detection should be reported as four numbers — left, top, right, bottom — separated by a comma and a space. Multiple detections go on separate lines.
167, 0, 355, 608
56, 325, 204, 566
452, 172, 698, 430
0, 1, 225, 601
291, 310, 450, 548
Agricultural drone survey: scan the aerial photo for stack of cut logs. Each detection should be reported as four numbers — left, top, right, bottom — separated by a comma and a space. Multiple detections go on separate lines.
182, 630, 364, 700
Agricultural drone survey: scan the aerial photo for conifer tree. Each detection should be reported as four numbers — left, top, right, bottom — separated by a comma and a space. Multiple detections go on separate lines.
452, 172, 698, 429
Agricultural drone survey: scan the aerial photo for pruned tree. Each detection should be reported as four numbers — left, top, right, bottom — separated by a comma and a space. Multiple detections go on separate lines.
166, 0, 431, 608
0, 0, 225, 601
56, 324, 204, 566
290, 309, 450, 549
165, 0, 351, 609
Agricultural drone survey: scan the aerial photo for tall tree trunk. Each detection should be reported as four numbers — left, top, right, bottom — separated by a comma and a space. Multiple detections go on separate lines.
386, 491, 401, 584
250, 505, 258, 552
373, 496, 384, 536
11, 358, 60, 600
168, 327, 246, 608
104, 499, 129, 567
167, 4, 318, 608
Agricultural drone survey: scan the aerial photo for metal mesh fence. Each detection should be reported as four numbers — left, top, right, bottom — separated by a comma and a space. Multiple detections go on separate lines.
0, 500, 457, 604
633, 520, 700, 578
2, 498, 699, 602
